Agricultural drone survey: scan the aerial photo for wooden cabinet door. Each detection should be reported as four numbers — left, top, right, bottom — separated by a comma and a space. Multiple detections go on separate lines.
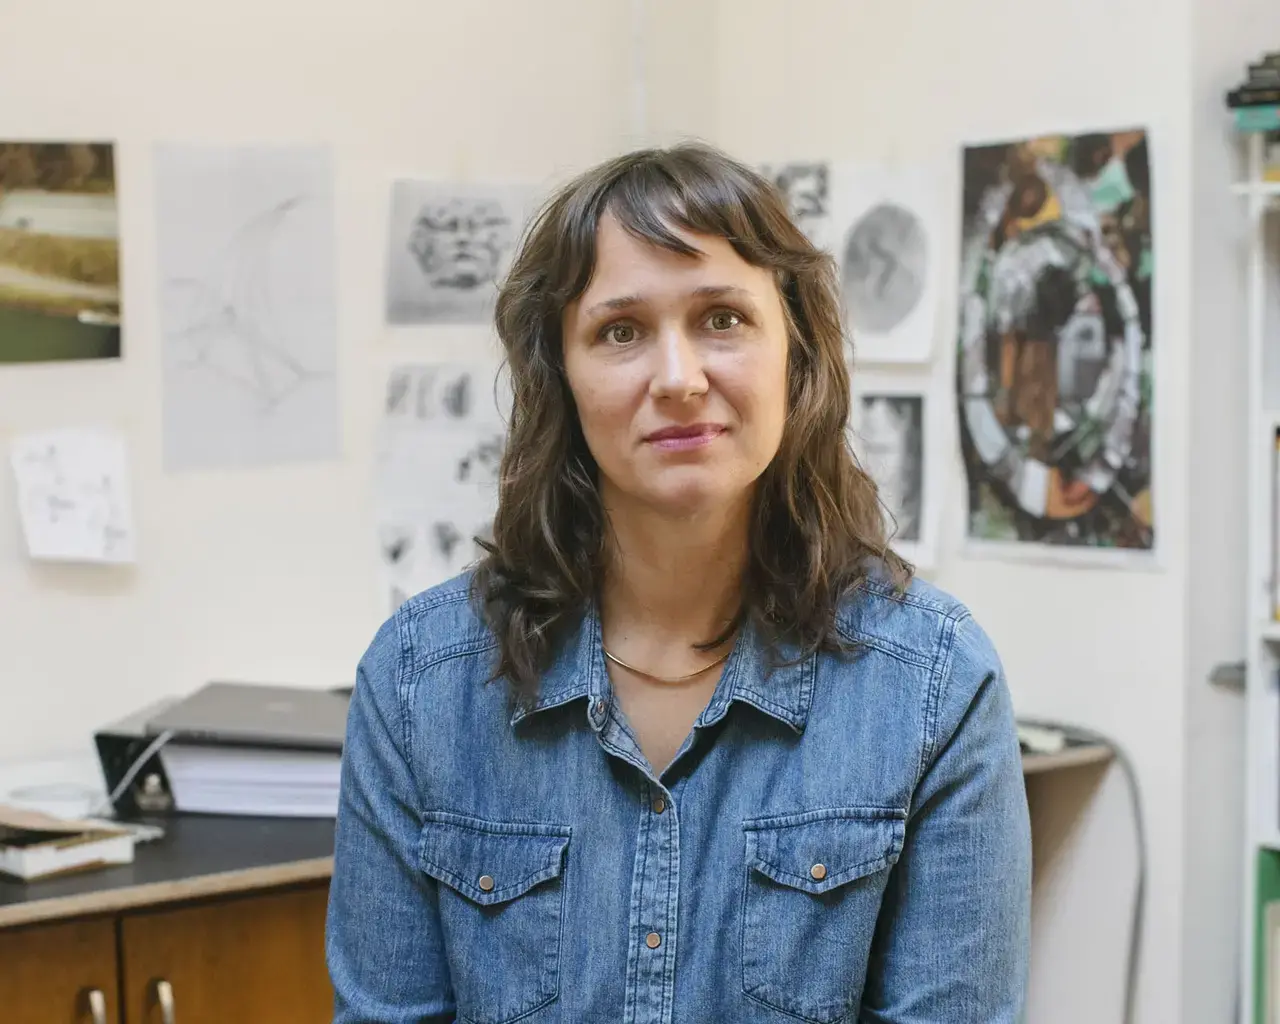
0, 916, 121, 1023
121, 884, 332, 1024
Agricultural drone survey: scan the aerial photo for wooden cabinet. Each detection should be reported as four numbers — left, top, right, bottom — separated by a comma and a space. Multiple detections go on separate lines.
0, 883, 331, 1024
121, 885, 332, 1024
0, 917, 121, 1023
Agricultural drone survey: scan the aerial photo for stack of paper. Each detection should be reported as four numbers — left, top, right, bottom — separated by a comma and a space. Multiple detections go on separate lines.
159, 744, 341, 818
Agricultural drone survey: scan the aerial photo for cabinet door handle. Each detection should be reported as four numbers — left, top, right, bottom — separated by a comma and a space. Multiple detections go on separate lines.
150, 978, 175, 1024
83, 987, 107, 1024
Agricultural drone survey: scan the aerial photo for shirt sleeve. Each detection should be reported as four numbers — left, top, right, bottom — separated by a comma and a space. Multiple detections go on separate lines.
327, 613, 457, 1024
859, 612, 1032, 1023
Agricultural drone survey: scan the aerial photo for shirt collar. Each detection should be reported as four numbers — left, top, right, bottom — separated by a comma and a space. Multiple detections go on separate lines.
509, 605, 815, 734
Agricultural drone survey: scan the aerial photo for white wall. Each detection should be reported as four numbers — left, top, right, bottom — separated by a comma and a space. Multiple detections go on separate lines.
705, 2, 1193, 1022
0, 2, 1255, 1021
0, 0, 640, 762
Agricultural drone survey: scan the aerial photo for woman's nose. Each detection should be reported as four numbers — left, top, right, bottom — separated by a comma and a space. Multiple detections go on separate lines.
648, 326, 708, 401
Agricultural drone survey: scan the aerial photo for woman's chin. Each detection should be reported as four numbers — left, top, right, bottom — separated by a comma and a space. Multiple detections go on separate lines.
639, 479, 752, 519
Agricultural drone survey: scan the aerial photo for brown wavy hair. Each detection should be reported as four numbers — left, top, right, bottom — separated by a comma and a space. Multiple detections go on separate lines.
472, 142, 909, 702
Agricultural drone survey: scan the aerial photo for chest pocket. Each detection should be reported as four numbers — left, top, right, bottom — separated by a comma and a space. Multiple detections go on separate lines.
419, 812, 571, 1024
742, 808, 905, 1024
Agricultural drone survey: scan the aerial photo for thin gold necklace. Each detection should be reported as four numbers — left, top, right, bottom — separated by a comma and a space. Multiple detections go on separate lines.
602, 645, 731, 685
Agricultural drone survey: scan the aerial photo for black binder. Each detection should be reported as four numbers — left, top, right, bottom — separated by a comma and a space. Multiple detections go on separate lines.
93, 697, 180, 818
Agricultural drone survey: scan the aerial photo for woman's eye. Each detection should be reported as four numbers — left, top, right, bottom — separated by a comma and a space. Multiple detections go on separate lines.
603, 323, 636, 345
708, 311, 742, 331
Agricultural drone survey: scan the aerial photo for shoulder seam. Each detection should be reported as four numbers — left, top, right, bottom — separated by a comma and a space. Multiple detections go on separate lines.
854, 577, 962, 617
918, 609, 972, 781
398, 586, 495, 673
393, 603, 417, 783
400, 585, 473, 618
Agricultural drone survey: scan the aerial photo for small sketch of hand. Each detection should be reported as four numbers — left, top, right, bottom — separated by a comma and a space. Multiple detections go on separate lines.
432, 521, 463, 560
379, 525, 414, 567
441, 374, 472, 419
456, 433, 504, 483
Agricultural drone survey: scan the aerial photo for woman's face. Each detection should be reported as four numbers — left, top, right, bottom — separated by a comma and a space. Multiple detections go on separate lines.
561, 213, 790, 517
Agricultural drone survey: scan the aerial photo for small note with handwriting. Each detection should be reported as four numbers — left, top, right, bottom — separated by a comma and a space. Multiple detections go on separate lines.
10, 428, 136, 563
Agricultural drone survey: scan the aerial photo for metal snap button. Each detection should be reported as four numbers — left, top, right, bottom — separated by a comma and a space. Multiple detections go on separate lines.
652, 796, 666, 814
645, 931, 662, 949
478, 875, 495, 892
810, 863, 827, 881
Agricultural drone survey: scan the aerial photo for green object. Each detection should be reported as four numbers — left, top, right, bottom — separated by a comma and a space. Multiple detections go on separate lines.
1254, 848, 1280, 1024
1235, 105, 1280, 132
0, 308, 119, 363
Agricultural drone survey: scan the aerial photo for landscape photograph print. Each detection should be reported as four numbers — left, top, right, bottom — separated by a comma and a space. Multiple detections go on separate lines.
0, 141, 121, 363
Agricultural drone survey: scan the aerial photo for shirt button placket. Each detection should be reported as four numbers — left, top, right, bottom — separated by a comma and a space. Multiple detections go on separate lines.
626, 783, 679, 1023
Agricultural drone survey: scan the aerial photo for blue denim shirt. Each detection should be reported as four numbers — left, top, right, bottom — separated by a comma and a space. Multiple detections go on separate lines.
326, 571, 1031, 1024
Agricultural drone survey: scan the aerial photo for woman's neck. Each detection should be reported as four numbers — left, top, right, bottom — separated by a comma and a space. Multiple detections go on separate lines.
600, 492, 749, 649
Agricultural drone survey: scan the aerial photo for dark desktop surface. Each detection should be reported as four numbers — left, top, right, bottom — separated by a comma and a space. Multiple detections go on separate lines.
0, 814, 335, 915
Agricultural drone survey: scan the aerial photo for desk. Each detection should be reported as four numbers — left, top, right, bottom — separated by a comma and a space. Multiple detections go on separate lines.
0, 744, 1114, 1024
0, 815, 334, 930
0, 816, 336, 1024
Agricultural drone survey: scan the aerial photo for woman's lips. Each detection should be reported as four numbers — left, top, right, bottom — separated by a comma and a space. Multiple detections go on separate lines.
644, 424, 726, 451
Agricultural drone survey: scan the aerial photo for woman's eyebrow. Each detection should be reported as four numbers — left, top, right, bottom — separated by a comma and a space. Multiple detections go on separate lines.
581, 294, 643, 320
689, 284, 755, 303
580, 284, 758, 323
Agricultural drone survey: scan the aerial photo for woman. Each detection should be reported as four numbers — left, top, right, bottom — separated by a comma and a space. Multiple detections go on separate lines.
327, 143, 1031, 1023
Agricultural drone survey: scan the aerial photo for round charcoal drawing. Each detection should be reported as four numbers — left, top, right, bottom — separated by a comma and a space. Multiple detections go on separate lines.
842, 202, 928, 335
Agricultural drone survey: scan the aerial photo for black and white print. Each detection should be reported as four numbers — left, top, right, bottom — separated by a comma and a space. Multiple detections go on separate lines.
759, 161, 833, 247
385, 182, 532, 325
759, 159, 942, 364
374, 362, 510, 612
848, 373, 939, 569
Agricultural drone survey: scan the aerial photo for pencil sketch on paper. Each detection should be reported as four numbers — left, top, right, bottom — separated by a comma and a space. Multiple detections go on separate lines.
842, 203, 929, 336
155, 145, 339, 471
375, 362, 509, 611
759, 159, 942, 364
10, 428, 135, 563
380, 515, 496, 615
456, 430, 504, 486
830, 163, 941, 365
385, 182, 533, 325
164, 195, 324, 413
384, 364, 484, 424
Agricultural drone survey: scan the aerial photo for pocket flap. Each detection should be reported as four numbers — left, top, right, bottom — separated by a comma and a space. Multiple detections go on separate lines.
744, 808, 904, 895
419, 812, 571, 906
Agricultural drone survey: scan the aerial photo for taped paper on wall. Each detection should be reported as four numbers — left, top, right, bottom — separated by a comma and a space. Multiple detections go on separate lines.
374, 362, 510, 611
385, 182, 534, 325
847, 371, 942, 571
10, 427, 135, 563
154, 144, 340, 472
759, 159, 943, 364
